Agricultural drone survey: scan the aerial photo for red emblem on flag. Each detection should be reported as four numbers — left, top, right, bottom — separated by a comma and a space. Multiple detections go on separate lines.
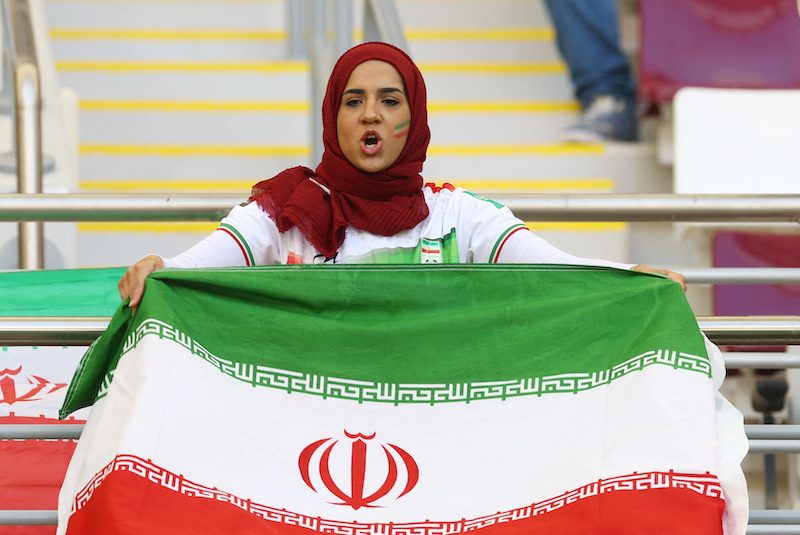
0, 366, 67, 405
298, 430, 419, 510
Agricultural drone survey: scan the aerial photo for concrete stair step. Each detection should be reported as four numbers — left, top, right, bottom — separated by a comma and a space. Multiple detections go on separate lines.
44, 0, 285, 30
51, 39, 287, 62
56, 68, 309, 100
424, 71, 573, 101
80, 110, 308, 145
408, 39, 560, 62
429, 112, 579, 144
79, 153, 309, 181
425, 144, 671, 193
77, 228, 219, 268
396, 0, 549, 28
49, 29, 558, 63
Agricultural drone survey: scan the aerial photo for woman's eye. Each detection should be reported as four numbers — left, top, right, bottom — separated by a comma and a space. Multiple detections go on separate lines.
345, 98, 361, 107
383, 98, 399, 106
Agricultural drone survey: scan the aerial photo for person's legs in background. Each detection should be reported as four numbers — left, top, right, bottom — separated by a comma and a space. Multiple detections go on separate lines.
544, 0, 638, 142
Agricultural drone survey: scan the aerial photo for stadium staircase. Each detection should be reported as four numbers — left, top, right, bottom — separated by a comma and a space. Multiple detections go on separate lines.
42, 0, 671, 269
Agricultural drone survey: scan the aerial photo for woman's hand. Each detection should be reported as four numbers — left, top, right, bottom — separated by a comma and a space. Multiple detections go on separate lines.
632, 264, 687, 292
118, 255, 164, 308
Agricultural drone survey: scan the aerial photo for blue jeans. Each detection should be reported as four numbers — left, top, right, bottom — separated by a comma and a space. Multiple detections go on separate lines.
544, 0, 636, 109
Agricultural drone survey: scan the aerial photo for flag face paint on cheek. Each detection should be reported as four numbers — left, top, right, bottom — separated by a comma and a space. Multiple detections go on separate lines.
393, 119, 411, 139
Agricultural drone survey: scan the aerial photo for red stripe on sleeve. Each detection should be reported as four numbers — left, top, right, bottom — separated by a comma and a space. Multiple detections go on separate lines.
216, 227, 252, 267
492, 226, 529, 263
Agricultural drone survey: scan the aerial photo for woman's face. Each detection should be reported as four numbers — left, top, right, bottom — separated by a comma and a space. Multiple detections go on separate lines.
336, 60, 411, 173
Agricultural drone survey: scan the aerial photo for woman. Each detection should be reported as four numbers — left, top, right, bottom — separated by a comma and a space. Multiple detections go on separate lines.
119, 42, 683, 306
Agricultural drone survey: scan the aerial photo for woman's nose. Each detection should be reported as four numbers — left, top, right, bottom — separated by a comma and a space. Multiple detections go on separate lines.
360, 100, 380, 123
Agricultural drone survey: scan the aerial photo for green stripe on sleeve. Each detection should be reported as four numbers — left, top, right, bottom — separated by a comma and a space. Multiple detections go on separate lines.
489, 223, 527, 262
219, 223, 255, 266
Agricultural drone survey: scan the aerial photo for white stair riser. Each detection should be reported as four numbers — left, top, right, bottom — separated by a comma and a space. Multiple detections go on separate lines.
57, 71, 309, 100
396, 0, 548, 27
52, 41, 288, 62
45, 2, 285, 29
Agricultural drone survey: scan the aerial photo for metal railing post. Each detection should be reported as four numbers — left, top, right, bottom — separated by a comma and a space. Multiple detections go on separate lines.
309, 0, 328, 167
4, 0, 43, 269
334, 0, 352, 58
286, 0, 306, 59
363, 0, 409, 52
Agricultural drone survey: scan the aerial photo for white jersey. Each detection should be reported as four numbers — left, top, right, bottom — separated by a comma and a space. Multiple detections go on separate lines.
163, 184, 631, 270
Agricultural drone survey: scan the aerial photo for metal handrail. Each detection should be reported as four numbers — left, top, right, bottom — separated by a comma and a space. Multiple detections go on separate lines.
502, 193, 800, 222
2, 423, 795, 442
682, 268, 800, 285
747, 527, 800, 534
1, 193, 799, 222
1, 316, 798, 346
0, 193, 241, 221
0, 424, 83, 439
1, 0, 44, 268
0, 509, 793, 528
724, 353, 800, 369
0, 510, 800, 535
698, 316, 800, 346
0, 317, 108, 345
750, 510, 800, 524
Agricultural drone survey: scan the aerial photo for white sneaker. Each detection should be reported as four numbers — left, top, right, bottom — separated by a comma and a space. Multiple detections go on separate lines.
563, 95, 639, 142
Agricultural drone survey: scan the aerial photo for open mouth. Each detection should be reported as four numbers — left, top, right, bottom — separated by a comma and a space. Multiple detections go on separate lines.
360, 132, 383, 155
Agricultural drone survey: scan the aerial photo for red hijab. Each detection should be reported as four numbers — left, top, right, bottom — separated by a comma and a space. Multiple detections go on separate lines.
250, 42, 430, 259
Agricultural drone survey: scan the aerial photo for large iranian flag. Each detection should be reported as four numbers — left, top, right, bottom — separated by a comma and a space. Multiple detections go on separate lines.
57, 265, 748, 534
0, 268, 121, 535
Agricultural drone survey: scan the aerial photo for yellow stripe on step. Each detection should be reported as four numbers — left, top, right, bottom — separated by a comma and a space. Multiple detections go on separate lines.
80, 144, 309, 156
79, 100, 310, 112
78, 100, 575, 114
77, 221, 626, 234
80, 144, 600, 157
50, 29, 286, 40
51, 0, 274, 3
429, 101, 579, 113
79, 179, 613, 192
78, 222, 218, 233
450, 179, 613, 191
525, 222, 627, 232
80, 180, 254, 191
428, 143, 604, 156
52, 27, 551, 42
406, 28, 554, 41
419, 62, 566, 74
58, 61, 558, 75
56, 60, 308, 72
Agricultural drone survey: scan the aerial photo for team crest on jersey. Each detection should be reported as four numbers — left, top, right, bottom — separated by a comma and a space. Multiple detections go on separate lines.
420, 238, 443, 264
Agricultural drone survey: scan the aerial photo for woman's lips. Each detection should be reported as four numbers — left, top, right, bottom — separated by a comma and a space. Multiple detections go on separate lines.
360, 137, 383, 156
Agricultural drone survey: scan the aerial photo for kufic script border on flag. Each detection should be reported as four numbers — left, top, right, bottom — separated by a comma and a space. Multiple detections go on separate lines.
85, 318, 714, 405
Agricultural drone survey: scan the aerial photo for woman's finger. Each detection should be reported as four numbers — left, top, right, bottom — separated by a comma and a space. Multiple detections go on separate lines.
117, 256, 164, 306
632, 264, 687, 292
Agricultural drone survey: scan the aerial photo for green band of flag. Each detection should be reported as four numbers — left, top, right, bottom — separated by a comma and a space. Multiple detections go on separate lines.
61, 265, 707, 418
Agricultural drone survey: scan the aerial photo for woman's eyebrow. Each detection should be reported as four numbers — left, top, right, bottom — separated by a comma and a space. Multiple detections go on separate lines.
343, 87, 404, 95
